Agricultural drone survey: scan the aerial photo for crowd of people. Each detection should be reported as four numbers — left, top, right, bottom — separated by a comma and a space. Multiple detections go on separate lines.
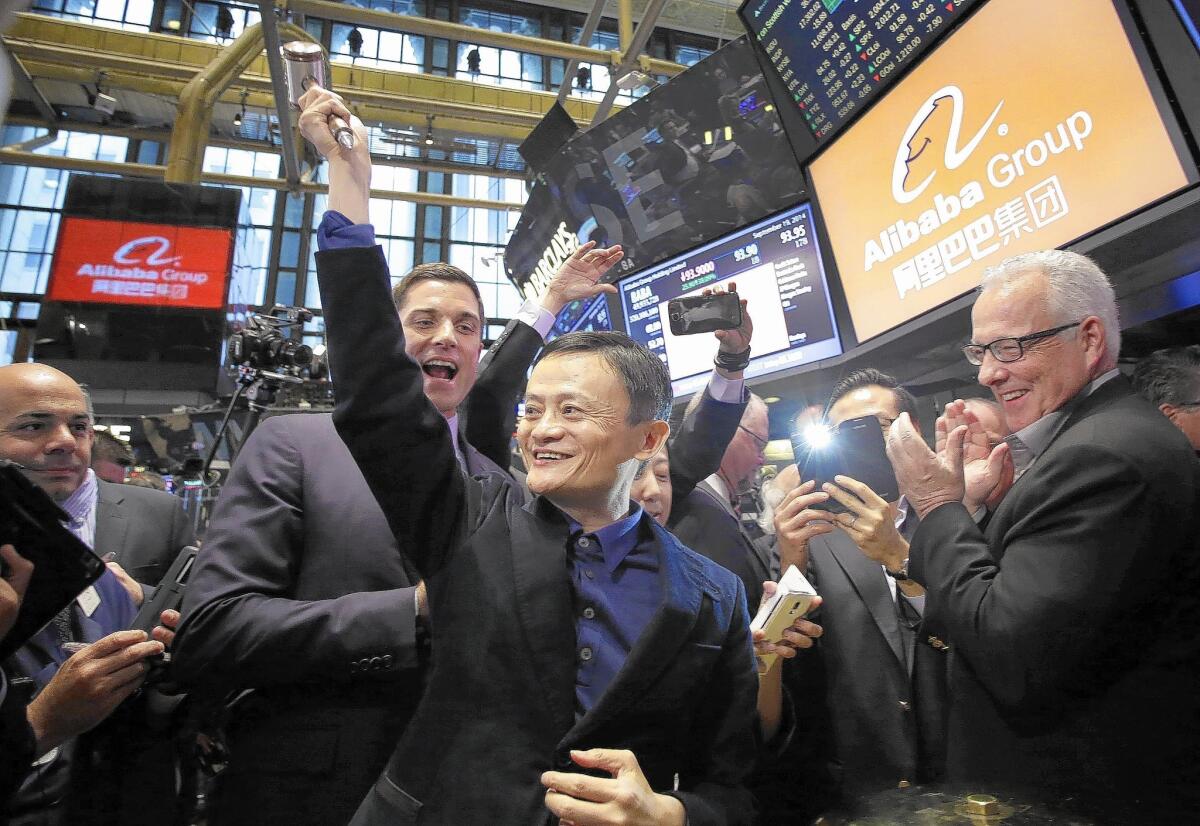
0, 85, 1198, 826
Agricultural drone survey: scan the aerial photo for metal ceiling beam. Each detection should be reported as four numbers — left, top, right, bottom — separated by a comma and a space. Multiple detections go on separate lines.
591, 0, 670, 124
4, 14, 622, 142
283, 0, 685, 77
555, 0, 606, 106
256, 2, 303, 189
0, 147, 524, 210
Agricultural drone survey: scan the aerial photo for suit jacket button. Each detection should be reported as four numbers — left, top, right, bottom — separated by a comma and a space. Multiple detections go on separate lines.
370, 656, 382, 670
898, 779, 911, 789
382, 654, 394, 668
898, 700, 912, 712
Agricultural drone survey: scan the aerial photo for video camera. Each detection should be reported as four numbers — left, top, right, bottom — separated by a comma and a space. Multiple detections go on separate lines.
227, 305, 314, 374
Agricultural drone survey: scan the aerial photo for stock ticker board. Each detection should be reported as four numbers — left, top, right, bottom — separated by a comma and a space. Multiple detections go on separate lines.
740, 0, 978, 141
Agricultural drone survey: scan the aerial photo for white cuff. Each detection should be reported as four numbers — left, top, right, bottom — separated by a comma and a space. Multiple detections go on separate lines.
904, 594, 926, 616
516, 298, 556, 341
707, 371, 745, 403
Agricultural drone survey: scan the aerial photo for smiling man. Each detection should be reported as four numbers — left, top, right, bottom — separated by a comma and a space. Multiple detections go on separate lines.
880, 250, 1200, 817
299, 87, 761, 826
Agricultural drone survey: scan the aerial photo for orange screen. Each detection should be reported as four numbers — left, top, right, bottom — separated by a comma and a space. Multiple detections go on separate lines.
47, 217, 233, 310
808, 0, 1195, 342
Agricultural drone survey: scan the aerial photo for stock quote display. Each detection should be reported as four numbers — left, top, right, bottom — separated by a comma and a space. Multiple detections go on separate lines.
619, 202, 841, 397
740, 0, 978, 141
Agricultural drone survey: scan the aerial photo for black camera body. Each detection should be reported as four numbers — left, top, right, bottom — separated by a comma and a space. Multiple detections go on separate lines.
227, 305, 314, 372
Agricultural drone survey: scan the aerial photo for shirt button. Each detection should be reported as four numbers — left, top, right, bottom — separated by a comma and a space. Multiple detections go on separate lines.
579, 647, 593, 662
583, 607, 596, 620
584, 569, 595, 579
898, 779, 911, 789
898, 700, 912, 712
578, 537, 591, 548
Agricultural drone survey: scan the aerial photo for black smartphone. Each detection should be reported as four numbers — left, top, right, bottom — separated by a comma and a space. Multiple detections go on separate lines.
792, 416, 900, 513
130, 545, 197, 635
0, 460, 106, 660
667, 291, 742, 336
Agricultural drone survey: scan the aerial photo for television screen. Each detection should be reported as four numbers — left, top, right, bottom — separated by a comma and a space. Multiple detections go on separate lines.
619, 202, 841, 396
46, 217, 233, 310
740, 0, 978, 143
808, 0, 1196, 342
538, 37, 806, 279
1173, 0, 1200, 51
546, 296, 613, 343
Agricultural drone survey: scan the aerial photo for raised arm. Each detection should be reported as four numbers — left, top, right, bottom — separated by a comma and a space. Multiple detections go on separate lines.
299, 87, 469, 577
463, 241, 623, 470
669, 292, 754, 500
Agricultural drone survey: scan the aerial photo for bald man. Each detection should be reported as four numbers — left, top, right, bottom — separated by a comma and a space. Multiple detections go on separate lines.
0, 364, 190, 825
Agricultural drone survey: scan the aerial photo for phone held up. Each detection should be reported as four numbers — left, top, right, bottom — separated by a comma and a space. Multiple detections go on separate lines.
667, 291, 743, 336
792, 415, 900, 513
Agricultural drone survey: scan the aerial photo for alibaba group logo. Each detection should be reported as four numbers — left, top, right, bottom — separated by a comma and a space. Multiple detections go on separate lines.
892, 85, 1004, 205
113, 236, 181, 266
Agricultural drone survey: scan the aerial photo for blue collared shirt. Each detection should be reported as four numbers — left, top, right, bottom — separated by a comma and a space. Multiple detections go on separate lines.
565, 504, 662, 716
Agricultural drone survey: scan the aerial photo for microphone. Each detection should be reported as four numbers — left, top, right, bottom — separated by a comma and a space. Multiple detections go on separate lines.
281, 41, 355, 150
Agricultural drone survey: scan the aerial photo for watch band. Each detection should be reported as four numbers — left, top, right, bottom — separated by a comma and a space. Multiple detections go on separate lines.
885, 558, 910, 581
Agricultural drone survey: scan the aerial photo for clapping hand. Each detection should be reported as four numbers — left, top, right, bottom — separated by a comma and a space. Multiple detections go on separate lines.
935, 400, 1013, 513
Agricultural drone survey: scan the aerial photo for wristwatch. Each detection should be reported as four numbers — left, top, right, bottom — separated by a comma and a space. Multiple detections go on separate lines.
885, 558, 910, 581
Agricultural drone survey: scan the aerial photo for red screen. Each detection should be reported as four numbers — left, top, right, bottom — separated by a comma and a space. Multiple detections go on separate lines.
47, 217, 233, 310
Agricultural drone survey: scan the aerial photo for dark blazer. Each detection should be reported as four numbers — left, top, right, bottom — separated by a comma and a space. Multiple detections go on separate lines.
3, 570, 137, 826
316, 245, 760, 826
0, 669, 35, 807
803, 517, 949, 797
95, 479, 196, 586
910, 377, 1200, 818
670, 480, 771, 609
173, 322, 542, 826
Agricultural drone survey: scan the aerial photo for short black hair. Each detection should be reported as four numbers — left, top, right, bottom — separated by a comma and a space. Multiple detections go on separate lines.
391, 262, 486, 327
535, 331, 672, 424
827, 368, 919, 422
1132, 345, 1200, 407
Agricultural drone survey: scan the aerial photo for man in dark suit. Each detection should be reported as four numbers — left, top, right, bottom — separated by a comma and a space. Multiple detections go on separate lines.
0, 363, 178, 825
1132, 344, 1200, 454
669, 393, 772, 608
94, 475, 195, 588
774, 369, 950, 802
883, 250, 1200, 819
173, 170, 624, 826
301, 87, 760, 826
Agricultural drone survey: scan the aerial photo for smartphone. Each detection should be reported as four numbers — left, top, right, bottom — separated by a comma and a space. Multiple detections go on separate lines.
130, 545, 198, 635
792, 415, 900, 513
667, 291, 742, 336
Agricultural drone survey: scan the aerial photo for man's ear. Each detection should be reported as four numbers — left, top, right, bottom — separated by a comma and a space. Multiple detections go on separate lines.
635, 420, 671, 461
1160, 402, 1178, 422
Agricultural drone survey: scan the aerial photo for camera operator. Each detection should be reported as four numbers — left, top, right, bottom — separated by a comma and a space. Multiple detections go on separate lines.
0, 364, 182, 825
772, 369, 950, 803
172, 130, 623, 826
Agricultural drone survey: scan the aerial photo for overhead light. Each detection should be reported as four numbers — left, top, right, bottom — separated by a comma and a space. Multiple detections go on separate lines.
763, 396, 781, 404
233, 89, 248, 130
165, 19, 181, 31
423, 114, 435, 146
616, 70, 658, 91
91, 70, 116, 115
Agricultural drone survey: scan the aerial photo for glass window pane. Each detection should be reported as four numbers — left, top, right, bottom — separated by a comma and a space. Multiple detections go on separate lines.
279, 230, 300, 268
274, 270, 297, 306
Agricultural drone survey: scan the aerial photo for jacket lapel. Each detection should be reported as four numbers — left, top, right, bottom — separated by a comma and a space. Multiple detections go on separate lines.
824, 532, 906, 668
93, 481, 128, 561
511, 499, 579, 738
562, 522, 709, 745
697, 481, 771, 581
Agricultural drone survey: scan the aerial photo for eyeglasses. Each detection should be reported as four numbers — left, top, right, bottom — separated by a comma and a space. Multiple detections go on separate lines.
962, 321, 1082, 366
738, 424, 769, 452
